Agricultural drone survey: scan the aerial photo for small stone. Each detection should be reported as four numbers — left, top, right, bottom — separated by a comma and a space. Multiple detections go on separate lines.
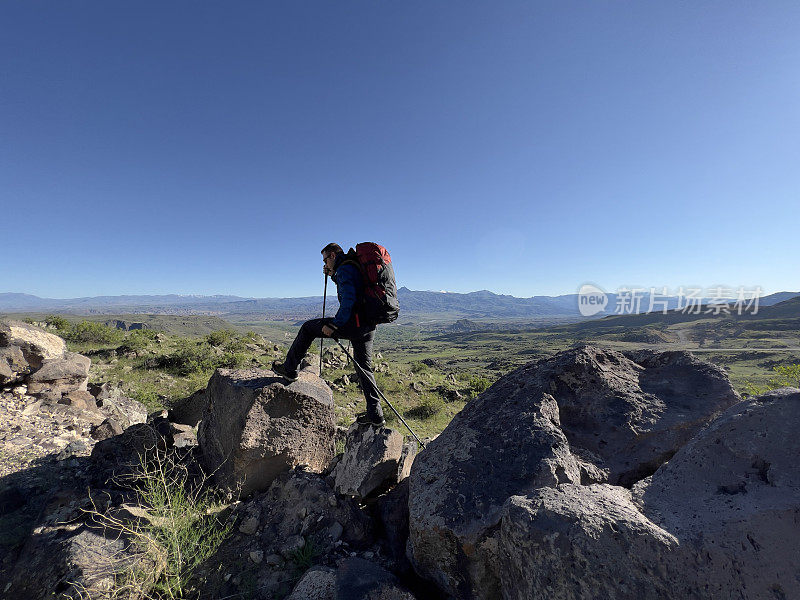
327, 521, 343, 542
249, 550, 263, 564
363, 551, 374, 559
91, 418, 123, 441
239, 516, 259, 535
265, 553, 283, 567
279, 534, 306, 558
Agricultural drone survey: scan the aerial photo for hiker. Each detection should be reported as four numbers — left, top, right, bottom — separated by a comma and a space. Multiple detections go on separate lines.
273, 242, 392, 427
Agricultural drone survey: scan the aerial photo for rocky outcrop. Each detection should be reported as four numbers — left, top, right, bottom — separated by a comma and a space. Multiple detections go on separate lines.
253, 469, 373, 551
97, 393, 148, 428
0, 320, 67, 370
407, 345, 749, 599
522, 345, 741, 486
5, 524, 144, 600
499, 484, 678, 600
26, 352, 91, 401
332, 424, 416, 499
631, 386, 800, 599
494, 387, 800, 600
407, 368, 581, 598
198, 367, 336, 497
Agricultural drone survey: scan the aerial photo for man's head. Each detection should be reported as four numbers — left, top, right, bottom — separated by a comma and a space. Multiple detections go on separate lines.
321, 242, 343, 274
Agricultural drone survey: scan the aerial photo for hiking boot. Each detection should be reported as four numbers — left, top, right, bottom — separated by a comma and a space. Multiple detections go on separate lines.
355, 412, 386, 428
271, 360, 298, 382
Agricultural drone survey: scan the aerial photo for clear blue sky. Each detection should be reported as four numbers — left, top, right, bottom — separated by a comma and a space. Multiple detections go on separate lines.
2, 2, 798, 298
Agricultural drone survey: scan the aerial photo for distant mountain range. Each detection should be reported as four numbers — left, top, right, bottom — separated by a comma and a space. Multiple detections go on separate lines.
1, 289, 797, 323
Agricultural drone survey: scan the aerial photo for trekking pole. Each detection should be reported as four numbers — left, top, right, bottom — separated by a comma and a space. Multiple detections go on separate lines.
319, 274, 328, 375
330, 336, 425, 449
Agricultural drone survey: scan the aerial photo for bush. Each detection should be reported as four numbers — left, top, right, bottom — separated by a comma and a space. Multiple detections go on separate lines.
406, 394, 444, 419
44, 314, 70, 331
217, 352, 249, 369
410, 361, 431, 374
118, 329, 158, 354
158, 340, 216, 376
205, 329, 235, 347
744, 363, 800, 396
468, 375, 492, 396
82, 447, 231, 599
67, 321, 124, 345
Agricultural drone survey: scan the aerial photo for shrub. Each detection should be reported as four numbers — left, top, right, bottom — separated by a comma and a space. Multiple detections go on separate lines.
67, 321, 124, 345
158, 340, 215, 375
744, 363, 800, 396
289, 537, 320, 574
468, 375, 492, 396
205, 329, 235, 347
118, 329, 158, 354
406, 394, 444, 419
81, 447, 231, 599
44, 314, 70, 331
410, 361, 431, 374
217, 352, 248, 369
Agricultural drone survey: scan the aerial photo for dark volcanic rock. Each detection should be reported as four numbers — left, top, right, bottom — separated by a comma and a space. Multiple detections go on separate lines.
332, 423, 414, 499
632, 386, 800, 599
496, 387, 800, 600
5, 524, 143, 600
407, 366, 581, 598
526, 345, 740, 486
499, 484, 678, 600
198, 368, 336, 497
26, 351, 91, 400
336, 557, 416, 600
407, 345, 743, 598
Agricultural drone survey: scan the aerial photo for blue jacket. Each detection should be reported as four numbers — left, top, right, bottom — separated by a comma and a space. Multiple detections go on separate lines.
331, 254, 362, 328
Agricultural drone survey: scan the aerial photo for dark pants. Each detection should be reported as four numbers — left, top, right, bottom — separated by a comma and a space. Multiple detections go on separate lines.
285, 317, 384, 421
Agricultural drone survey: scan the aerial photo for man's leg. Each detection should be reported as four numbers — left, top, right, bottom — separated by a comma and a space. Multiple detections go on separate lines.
284, 318, 329, 374
350, 327, 384, 422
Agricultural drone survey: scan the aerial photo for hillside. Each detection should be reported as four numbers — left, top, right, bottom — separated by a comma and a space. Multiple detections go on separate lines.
2, 289, 797, 323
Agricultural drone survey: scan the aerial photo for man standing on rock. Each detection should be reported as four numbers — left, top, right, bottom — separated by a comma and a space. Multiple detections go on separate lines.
273, 243, 386, 427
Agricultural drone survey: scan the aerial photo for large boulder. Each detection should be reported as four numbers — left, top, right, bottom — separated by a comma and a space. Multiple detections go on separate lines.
0, 320, 66, 369
407, 345, 744, 598
198, 368, 336, 497
499, 485, 678, 600
496, 387, 800, 600
407, 368, 581, 599
332, 424, 415, 499
5, 524, 143, 600
631, 387, 800, 599
26, 351, 91, 400
524, 345, 741, 486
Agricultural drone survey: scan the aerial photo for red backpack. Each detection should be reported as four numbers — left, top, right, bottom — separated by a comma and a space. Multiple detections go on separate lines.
343, 242, 400, 324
